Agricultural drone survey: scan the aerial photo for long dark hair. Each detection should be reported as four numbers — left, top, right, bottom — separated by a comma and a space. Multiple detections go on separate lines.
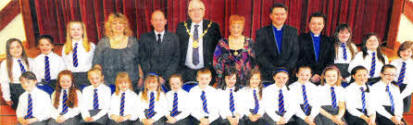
54, 70, 79, 108
6, 38, 30, 81
333, 24, 356, 59
247, 68, 263, 100
361, 33, 385, 64
219, 67, 241, 92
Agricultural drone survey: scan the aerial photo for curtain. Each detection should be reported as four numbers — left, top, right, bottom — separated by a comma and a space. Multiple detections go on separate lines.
22, 0, 393, 45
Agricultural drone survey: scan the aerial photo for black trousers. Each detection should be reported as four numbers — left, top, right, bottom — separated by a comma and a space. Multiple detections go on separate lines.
10, 83, 25, 109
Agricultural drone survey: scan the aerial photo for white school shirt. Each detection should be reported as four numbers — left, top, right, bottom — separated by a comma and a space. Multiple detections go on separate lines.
262, 84, 297, 122
371, 81, 403, 120
391, 58, 413, 98
165, 89, 190, 121
0, 58, 33, 101
318, 84, 345, 106
188, 85, 220, 122
334, 43, 357, 64
62, 40, 95, 72
32, 52, 66, 82
185, 21, 205, 69
108, 89, 139, 121
344, 82, 376, 117
51, 89, 82, 120
16, 87, 53, 121
288, 81, 321, 119
218, 87, 242, 119
80, 84, 111, 120
348, 51, 388, 78
137, 91, 168, 121
237, 87, 265, 116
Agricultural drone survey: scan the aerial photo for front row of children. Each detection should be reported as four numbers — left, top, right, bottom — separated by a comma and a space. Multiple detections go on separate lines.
16, 64, 407, 125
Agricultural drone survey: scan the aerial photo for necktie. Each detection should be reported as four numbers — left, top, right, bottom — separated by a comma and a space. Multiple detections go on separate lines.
369, 52, 376, 78
278, 89, 285, 115
253, 89, 259, 114
331, 87, 337, 109
73, 43, 78, 67
61, 90, 68, 115
25, 94, 33, 119
192, 24, 200, 65
302, 85, 310, 115
148, 92, 155, 118
386, 85, 395, 113
120, 92, 125, 116
171, 92, 178, 117
229, 89, 235, 114
360, 87, 367, 115
157, 34, 162, 44
45, 56, 51, 82
341, 43, 348, 60
93, 89, 99, 110
17, 59, 26, 73
201, 90, 209, 114
397, 62, 406, 86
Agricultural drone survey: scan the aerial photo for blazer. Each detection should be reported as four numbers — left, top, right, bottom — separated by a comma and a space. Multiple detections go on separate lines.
297, 33, 334, 75
175, 19, 221, 70
139, 31, 180, 79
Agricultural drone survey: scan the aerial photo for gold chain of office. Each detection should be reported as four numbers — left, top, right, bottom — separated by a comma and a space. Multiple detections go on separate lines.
184, 21, 212, 48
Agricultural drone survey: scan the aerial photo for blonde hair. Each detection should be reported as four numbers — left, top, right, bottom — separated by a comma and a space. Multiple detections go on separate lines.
229, 15, 245, 26
64, 21, 92, 55
87, 67, 103, 79
141, 75, 162, 102
104, 13, 133, 38
114, 72, 133, 95
320, 66, 342, 86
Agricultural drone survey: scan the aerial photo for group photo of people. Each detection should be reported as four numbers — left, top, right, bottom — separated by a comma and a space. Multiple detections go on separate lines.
0, 0, 412, 125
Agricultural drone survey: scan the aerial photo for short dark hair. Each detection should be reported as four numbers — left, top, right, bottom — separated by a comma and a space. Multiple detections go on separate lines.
380, 64, 396, 73
308, 12, 326, 24
270, 3, 288, 13
37, 34, 55, 46
20, 71, 37, 81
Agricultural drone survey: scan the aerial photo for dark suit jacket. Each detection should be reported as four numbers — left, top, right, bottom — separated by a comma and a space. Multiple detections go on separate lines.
175, 19, 221, 70
139, 31, 180, 79
297, 33, 334, 75
254, 25, 299, 80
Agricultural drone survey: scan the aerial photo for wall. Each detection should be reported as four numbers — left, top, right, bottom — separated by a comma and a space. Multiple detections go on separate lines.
0, 0, 26, 58
397, 14, 413, 43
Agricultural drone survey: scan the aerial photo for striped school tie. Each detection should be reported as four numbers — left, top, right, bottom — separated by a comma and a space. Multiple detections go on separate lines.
201, 90, 209, 114
25, 94, 33, 119
386, 85, 395, 113
302, 85, 310, 115
72, 43, 78, 67
253, 89, 259, 114
147, 92, 155, 118
397, 62, 406, 86
369, 52, 376, 78
331, 87, 337, 109
17, 59, 26, 73
45, 56, 51, 82
171, 92, 178, 117
278, 89, 285, 115
93, 89, 99, 110
229, 89, 235, 114
341, 43, 347, 60
61, 90, 68, 115
120, 92, 125, 116
360, 87, 367, 115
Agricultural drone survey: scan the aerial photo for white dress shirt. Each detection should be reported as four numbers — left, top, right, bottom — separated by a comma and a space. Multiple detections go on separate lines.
391, 58, 413, 98
237, 87, 265, 116
371, 81, 403, 120
80, 84, 111, 120
165, 89, 190, 121
218, 87, 242, 119
51, 89, 82, 120
108, 89, 139, 121
348, 51, 388, 78
32, 52, 66, 82
344, 82, 376, 117
185, 21, 205, 69
334, 43, 357, 63
318, 84, 345, 106
137, 90, 168, 121
0, 58, 33, 101
16, 87, 53, 121
62, 40, 95, 72
188, 85, 220, 122
262, 84, 297, 122
288, 81, 321, 119
154, 30, 165, 42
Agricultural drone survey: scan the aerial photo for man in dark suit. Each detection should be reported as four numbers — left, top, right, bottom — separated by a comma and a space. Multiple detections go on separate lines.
139, 10, 180, 84
254, 3, 299, 81
176, 0, 221, 83
297, 12, 334, 84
